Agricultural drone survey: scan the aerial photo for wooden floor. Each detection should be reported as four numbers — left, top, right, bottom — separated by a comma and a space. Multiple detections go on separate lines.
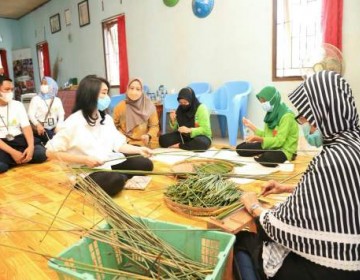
0, 148, 313, 279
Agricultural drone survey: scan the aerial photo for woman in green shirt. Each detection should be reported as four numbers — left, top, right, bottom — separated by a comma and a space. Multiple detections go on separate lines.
236, 86, 298, 167
159, 87, 212, 151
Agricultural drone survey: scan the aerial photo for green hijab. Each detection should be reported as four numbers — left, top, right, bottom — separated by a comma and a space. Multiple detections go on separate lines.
256, 86, 292, 129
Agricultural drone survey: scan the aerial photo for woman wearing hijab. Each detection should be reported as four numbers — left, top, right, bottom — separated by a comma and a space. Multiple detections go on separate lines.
28, 76, 65, 144
159, 87, 212, 151
236, 86, 298, 167
113, 78, 159, 148
237, 71, 360, 280
46, 75, 153, 197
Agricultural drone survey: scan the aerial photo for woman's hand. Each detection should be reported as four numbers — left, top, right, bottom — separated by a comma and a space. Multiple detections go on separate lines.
241, 192, 259, 210
84, 156, 103, 168
138, 146, 153, 158
261, 180, 293, 196
242, 117, 256, 131
36, 123, 45, 135
141, 134, 150, 146
178, 126, 192, 134
245, 135, 263, 143
170, 111, 176, 123
241, 192, 263, 217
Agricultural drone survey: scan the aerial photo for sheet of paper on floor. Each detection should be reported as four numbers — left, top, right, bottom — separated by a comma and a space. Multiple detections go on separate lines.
151, 148, 195, 165
124, 176, 152, 190
194, 148, 255, 164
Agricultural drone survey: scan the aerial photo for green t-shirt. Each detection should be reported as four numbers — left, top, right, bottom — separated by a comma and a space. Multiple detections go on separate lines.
170, 104, 212, 140
255, 112, 299, 160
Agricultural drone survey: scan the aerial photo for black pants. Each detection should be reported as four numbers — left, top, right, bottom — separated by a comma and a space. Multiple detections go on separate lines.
0, 134, 47, 173
34, 128, 55, 145
236, 142, 287, 167
85, 154, 153, 197
159, 132, 211, 151
235, 231, 360, 280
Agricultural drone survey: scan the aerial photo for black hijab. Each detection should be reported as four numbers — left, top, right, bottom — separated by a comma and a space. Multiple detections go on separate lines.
176, 87, 201, 128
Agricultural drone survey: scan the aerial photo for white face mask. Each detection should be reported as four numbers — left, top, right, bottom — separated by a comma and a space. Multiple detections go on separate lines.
40, 85, 50, 94
261, 94, 276, 112
261, 101, 273, 112
0, 91, 14, 103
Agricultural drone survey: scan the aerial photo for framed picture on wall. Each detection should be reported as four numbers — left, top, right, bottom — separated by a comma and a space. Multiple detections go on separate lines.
49, 13, 61, 34
64, 9, 71, 26
78, 0, 90, 27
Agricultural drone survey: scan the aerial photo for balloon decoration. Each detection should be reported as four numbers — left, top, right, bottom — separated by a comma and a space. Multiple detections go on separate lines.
192, 0, 214, 18
163, 0, 179, 7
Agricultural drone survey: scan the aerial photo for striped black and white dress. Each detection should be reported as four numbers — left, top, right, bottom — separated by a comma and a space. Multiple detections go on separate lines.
260, 71, 360, 276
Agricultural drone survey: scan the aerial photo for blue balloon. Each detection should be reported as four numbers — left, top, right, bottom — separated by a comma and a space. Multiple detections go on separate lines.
192, 0, 214, 18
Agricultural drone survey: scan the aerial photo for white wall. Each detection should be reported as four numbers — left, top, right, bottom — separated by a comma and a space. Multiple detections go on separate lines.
7, 0, 360, 128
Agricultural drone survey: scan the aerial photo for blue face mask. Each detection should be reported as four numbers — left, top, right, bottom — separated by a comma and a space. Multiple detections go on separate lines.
97, 95, 111, 111
302, 123, 323, 147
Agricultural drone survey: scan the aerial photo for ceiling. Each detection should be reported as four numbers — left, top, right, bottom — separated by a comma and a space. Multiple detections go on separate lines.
0, 0, 50, 19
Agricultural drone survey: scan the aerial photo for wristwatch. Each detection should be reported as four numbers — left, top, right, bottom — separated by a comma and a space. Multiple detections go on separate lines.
249, 203, 261, 217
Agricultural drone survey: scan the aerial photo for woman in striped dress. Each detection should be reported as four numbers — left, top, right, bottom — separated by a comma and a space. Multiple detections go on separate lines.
237, 71, 360, 280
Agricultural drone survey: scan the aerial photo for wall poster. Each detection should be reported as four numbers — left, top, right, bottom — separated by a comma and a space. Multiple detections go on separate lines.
12, 48, 35, 100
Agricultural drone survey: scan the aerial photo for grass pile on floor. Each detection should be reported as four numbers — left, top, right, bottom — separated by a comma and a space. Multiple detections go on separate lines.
165, 173, 242, 208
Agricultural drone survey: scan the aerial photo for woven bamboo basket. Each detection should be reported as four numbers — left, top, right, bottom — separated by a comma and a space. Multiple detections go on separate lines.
163, 196, 226, 217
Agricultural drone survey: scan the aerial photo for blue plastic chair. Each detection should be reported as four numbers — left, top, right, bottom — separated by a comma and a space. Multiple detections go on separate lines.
162, 93, 179, 134
187, 82, 211, 97
109, 94, 126, 115
221, 81, 252, 141
143, 85, 150, 95
199, 81, 252, 146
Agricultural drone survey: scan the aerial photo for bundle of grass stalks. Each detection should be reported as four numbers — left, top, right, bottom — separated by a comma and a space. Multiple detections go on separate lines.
64, 172, 214, 279
194, 161, 234, 174
165, 174, 242, 208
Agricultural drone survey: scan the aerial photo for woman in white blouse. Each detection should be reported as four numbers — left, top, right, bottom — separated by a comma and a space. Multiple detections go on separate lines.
46, 75, 153, 196
28, 76, 65, 144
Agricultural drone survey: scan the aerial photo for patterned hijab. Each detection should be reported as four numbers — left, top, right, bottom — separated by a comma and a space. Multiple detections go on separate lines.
256, 86, 292, 129
260, 71, 360, 271
176, 87, 201, 128
125, 78, 156, 133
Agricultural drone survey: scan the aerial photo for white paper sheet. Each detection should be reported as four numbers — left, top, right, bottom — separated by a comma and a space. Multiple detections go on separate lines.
151, 148, 195, 165
124, 176, 152, 190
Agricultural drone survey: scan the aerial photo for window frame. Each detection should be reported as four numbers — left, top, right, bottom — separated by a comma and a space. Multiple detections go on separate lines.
272, 0, 322, 82
102, 15, 121, 88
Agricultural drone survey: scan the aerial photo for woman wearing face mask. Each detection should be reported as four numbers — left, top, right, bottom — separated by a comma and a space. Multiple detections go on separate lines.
159, 87, 212, 151
113, 78, 159, 148
237, 71, 360, 280
236, 86, 299, 167
46, 75, 154, 197
28, 77, 65, 144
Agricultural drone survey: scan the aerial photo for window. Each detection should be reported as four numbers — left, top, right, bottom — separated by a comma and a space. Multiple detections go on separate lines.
36, 42, 51, 79
273, 0, 322, 81
103, 18, 120, 86
102, 14, 129, 91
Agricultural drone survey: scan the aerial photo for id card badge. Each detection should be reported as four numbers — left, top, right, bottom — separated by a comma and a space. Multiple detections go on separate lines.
47, 118, 55, 126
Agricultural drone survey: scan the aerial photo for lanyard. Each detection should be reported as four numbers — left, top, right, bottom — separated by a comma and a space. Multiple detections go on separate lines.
0, 104, 14, 141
